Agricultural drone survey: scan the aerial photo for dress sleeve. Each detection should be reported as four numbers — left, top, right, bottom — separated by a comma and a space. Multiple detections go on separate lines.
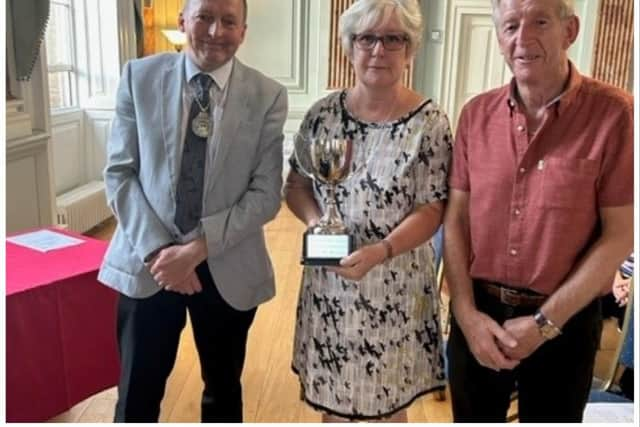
413, 107, 453, 204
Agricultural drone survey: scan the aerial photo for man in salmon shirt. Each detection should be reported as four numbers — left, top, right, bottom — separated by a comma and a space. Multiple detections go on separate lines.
443, 0, 633, 422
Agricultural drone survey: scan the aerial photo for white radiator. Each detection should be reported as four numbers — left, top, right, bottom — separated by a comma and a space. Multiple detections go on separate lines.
56, 181, 113, 233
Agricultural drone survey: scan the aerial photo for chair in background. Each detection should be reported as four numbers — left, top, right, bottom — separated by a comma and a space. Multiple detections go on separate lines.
432, 225, 445, 299
431, 226, 448, 401
431, 225, 449, 333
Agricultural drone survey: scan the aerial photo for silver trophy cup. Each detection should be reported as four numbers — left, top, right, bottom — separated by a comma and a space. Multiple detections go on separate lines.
293, 133, 357, 265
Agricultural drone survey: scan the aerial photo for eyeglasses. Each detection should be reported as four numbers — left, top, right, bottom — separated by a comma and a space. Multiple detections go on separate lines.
352, 33, 409, 51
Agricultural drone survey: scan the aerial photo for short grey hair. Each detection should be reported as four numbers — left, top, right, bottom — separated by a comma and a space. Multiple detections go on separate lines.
491, 0, 575, 24
339, 0, 423, 57
182, 0, 248, 23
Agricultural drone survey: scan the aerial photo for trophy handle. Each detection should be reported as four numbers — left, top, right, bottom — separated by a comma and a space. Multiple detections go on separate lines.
292, 141, 314, 179
292, 132, 330, 185
293, 133, 364, 187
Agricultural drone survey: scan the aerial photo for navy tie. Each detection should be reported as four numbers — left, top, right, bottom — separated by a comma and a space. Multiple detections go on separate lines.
175, 73, 214, 234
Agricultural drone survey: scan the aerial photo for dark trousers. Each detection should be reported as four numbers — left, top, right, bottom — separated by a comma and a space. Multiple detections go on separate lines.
114, 262, 257, 422
447, 283, 602, 423
600, 292, 625, 328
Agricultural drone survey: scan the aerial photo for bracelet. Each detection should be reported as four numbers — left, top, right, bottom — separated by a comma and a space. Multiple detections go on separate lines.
533, 309, 562, 340
380, 239, 393, 261
619, 269, 631, 280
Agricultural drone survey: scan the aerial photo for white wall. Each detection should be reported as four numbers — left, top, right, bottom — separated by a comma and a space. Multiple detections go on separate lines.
415, 0, 600, 126
51, 0, 333, 190
50, 109, 112, 195
236, 0, 332, 176
49, 0, 134, 196
51, 111, 86, 194
6, 0, 56, 232
48, 0, 602, 196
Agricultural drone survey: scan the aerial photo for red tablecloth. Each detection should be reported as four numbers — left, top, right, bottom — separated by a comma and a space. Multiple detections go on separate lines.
6, 228, 120, 422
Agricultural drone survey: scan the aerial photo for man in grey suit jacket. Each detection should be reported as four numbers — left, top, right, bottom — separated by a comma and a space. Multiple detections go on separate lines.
98, 0, 287, 422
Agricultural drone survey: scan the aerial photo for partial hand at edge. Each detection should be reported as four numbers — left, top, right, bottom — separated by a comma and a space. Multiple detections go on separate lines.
612, 273, 631, 307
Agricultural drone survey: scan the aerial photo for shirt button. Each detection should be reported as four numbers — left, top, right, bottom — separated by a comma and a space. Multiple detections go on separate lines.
517, 125, 525, 132
519, 167, 526, 173
510, 249, 518, 256
514, 209, 521, 216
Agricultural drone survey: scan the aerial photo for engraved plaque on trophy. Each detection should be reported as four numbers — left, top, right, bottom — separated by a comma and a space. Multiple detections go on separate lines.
293, 133, 357, 266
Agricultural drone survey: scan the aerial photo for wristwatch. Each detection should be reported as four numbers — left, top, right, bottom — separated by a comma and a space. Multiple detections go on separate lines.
533, 309, 562, 340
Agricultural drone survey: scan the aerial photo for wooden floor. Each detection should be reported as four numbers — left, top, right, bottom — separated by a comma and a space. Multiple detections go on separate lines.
48, 205, 456, 422
47, 204, 619, 422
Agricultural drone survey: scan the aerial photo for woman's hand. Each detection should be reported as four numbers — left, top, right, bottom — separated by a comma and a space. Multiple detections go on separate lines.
328, 242, 387, 281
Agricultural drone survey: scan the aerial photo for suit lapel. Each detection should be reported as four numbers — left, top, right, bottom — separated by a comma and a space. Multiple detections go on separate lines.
210, 59, 249, 185
161, 54, 185, 193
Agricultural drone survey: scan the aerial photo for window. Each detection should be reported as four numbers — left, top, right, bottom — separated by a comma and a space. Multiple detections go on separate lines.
46, 0, 78, 109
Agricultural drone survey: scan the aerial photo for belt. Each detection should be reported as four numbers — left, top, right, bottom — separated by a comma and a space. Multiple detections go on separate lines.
476, 280, 546, 307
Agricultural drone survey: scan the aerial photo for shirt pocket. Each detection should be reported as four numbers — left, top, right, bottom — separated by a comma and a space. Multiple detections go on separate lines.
541, 157, 599, 209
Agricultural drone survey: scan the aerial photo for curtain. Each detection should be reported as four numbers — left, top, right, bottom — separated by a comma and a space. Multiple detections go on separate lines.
9, 0, 50, 81
134, 0, 144, 58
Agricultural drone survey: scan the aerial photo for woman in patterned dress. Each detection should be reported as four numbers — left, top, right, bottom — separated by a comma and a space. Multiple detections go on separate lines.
284, 0, 453, 422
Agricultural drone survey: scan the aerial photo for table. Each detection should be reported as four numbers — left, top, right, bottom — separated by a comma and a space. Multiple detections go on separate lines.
6, 228, 120, 422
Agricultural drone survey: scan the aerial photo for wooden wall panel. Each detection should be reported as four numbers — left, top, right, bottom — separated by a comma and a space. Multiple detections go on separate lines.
327, 0, 413, 89
147, 0, 183, 53
592, 0, 634, 89
143, 6, 155, 56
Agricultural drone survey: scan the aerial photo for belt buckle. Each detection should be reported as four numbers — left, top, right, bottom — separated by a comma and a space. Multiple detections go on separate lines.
499, 287, 521, 306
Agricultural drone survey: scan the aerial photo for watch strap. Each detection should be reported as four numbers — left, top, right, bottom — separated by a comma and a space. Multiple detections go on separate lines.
534, 309, 562, 339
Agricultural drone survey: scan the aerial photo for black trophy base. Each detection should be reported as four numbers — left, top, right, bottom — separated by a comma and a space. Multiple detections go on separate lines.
301, 231, 355, 266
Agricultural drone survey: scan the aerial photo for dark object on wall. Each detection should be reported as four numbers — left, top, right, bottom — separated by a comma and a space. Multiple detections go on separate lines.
9, 0, 50, 81
134, 0, 144, 58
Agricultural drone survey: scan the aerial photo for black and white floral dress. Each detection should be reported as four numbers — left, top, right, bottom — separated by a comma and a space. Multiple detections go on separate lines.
290, 91, 453, 419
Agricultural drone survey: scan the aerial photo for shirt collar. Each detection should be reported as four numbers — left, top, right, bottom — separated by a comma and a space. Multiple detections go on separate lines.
506, 60, 583, 116
184, 54, 234, 91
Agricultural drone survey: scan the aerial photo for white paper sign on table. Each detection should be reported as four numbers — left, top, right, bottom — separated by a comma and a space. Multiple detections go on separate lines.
7, 229, 85, 253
